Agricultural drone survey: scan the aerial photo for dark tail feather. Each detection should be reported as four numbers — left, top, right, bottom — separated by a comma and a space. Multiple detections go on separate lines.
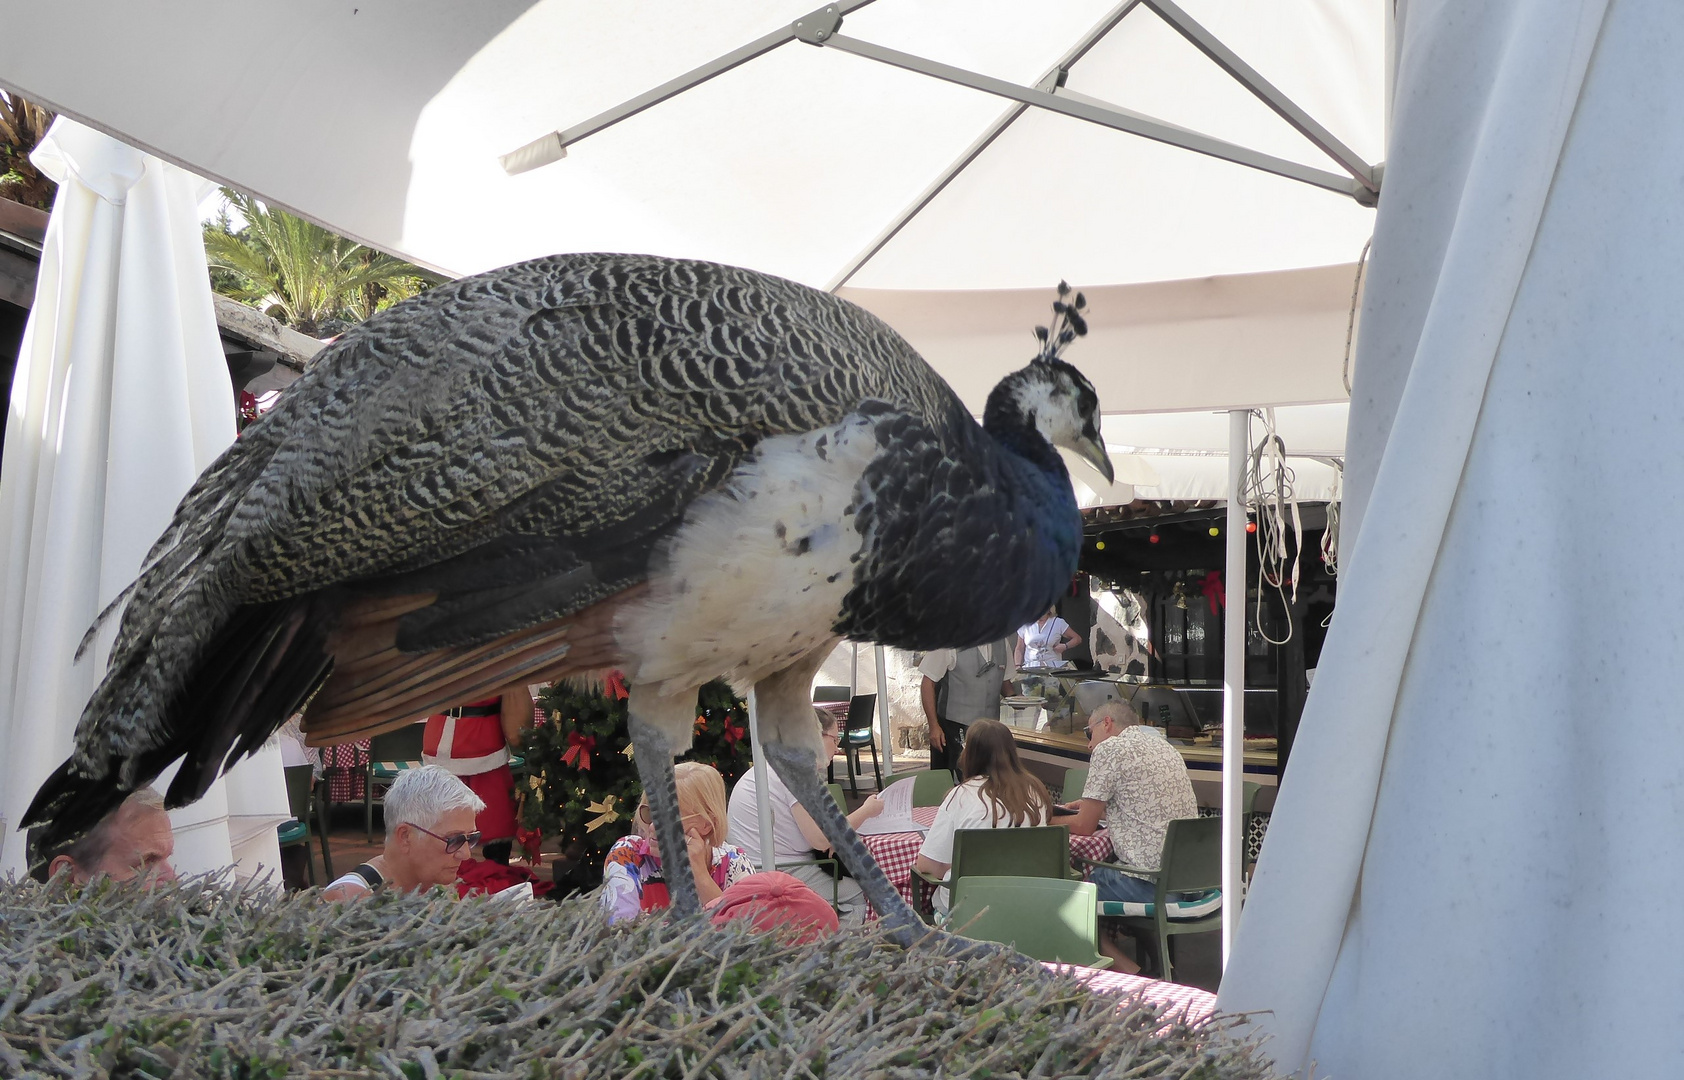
163, 597, 333, 809
22, 738, 197, 876
73, 581, 137, 661
24, 595, 335, 860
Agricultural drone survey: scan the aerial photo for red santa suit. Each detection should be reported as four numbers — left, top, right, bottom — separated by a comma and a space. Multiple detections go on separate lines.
422, 697, 519, 842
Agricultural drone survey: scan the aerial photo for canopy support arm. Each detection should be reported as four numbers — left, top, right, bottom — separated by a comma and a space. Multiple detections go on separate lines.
1143, 0, 1380, 200
499, 0, 881, 174
809, 28, 1364, 200
825, 0, 1144, 292
504, 0, 1381, 207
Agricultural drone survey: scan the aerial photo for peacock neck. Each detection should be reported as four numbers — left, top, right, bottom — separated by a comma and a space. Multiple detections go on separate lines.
981, 375, 1068, 481
834, 392, 1084, 651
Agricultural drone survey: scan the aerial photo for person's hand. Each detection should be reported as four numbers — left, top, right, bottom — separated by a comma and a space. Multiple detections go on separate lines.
928, 722, 945, 752
685, 829, 712, 874
860, 793, 886, 820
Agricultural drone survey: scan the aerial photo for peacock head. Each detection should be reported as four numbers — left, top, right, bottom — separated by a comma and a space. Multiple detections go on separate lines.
982, 283, 1113, 483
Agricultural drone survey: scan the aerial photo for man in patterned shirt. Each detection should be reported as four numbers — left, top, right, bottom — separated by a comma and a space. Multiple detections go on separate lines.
1053, 700, 1198, 968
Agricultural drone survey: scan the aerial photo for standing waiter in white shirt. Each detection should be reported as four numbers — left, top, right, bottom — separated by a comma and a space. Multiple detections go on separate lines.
919, 639, 1017, 779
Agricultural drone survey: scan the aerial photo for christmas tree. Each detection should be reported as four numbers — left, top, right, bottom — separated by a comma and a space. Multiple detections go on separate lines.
520, 674, 754, 896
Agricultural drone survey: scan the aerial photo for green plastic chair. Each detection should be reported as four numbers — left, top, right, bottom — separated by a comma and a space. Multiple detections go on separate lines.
1062, 766, 1090, 803
812, 685, 852, 703
912, 825, 1071, 922
1241, 781, 1264, 878
364, 723, 426, 840
279, 765, 333, 887
1083, 816, 1222, 982
905, 769, 955, 807
948, 876, 1112, 969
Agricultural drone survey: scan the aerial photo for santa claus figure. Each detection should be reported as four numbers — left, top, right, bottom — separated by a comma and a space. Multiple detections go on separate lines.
422, 686, 535, 864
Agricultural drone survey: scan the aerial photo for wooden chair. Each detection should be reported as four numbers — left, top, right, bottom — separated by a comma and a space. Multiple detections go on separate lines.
364, 723, 426, 840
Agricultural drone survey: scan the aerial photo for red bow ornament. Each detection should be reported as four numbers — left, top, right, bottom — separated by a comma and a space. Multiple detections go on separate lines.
1200, 571, 1226, 617
604, 670, 629, 700
723, 717, 746, 745
562, 731, 596, 770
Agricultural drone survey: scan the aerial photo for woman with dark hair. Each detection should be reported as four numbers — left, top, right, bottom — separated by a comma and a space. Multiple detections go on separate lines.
912, 719, 1053, 912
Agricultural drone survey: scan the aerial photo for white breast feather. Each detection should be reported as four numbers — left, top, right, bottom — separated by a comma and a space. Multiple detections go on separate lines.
624, 414, 881, 694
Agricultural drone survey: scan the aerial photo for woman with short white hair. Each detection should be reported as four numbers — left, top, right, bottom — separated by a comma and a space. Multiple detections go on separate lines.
323, 764, 485, 900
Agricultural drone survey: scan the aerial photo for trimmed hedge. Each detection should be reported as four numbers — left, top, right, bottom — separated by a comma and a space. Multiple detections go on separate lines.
0, 876, 1275, 1079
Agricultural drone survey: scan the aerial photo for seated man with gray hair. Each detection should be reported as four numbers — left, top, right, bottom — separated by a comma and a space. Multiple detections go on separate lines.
323, 764, 485, 901
27, 786, 177, 887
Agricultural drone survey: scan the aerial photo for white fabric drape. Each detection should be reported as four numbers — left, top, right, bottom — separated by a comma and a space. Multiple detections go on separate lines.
1214, 1, 1684, 1076
0, 119, 288, 880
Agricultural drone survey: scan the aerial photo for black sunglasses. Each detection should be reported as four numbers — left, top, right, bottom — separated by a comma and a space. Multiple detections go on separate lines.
409, 823, 481, 854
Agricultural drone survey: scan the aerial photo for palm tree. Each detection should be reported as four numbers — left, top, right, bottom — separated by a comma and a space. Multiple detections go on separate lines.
0, 90, 56, 210
203, 190, 436, 337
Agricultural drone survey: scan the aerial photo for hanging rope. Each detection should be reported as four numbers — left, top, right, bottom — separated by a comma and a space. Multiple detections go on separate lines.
1242, 408, 1301, 646
1320, 458, 1343, 578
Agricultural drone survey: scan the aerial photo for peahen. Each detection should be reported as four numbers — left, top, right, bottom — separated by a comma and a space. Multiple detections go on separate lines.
25, 253, 1108, 928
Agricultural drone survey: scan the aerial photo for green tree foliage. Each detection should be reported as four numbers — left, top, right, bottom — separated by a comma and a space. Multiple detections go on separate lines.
202, 189, 436, 337
521, 678, 754, 895
0, 91, 55, 210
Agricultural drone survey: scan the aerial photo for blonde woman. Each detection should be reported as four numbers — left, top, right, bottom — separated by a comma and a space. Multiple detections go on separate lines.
602, 761, 753, 923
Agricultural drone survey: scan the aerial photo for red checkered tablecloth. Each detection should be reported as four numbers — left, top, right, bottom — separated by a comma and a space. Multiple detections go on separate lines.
862, 807, 1115, 915
321, 740, 372, 803
1045, 964, 1215, 1019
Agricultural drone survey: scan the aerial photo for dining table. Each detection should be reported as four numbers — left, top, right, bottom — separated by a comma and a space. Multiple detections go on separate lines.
861, 806, 1116, 915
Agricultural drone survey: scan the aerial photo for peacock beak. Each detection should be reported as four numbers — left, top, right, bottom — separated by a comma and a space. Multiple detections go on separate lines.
1075, 427, 1114, 485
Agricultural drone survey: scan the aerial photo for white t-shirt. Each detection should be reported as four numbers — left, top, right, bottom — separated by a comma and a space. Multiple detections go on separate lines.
727, 765, 812, 865
917, 645, 1018, 686
918, 777, 1049, 912
1018, 617, 1072, 668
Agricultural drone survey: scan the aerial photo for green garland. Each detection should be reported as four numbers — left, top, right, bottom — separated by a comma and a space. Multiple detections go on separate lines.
520, 678, 753, 894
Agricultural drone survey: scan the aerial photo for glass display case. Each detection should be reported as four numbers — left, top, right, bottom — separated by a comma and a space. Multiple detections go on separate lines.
999, 670, 1146, 742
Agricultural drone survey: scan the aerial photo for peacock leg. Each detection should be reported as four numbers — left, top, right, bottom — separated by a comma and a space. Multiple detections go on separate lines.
762, 741, 926, 941
628, 687, 701, 917
754, 656, 926, 940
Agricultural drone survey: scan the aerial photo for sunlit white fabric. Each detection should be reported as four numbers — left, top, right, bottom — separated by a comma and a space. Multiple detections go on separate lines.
0, 120, 288, 882
1216, 2, 1684, 1077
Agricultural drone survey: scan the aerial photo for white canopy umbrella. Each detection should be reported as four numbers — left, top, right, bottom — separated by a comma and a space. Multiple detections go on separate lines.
0, 1, 1381, 290
1218, 0, 1684, 1075
0, 0, 1382, 931
1104, 403, 1346, 503
0, 119, 289, 881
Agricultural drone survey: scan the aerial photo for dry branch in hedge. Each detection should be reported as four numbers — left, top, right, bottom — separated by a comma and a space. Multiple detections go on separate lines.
0, 875, 1277, 1079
